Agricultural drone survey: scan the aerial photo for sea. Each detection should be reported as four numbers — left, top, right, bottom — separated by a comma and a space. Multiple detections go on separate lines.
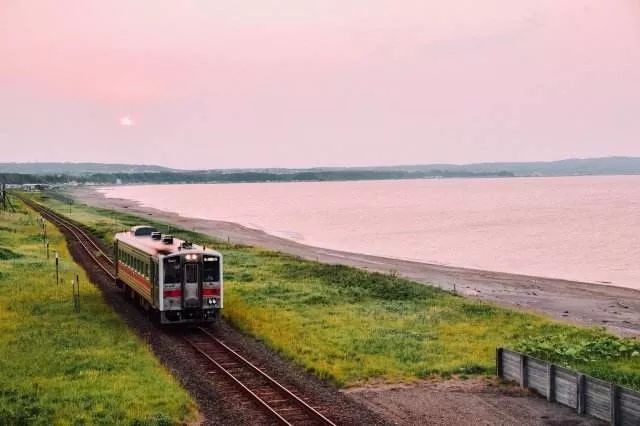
99, 175, 640, 290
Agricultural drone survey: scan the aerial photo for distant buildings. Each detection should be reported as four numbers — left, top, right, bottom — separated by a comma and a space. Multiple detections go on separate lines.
8, 183, 53, 191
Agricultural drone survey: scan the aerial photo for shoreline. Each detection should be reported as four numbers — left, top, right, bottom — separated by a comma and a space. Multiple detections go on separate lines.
71, 186, 640, 337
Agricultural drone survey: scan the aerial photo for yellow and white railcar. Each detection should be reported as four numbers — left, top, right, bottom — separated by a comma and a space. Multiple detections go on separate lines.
114, 226, 222, 324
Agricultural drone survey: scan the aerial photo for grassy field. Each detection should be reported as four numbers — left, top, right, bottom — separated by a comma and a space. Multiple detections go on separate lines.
30, 191, 640, 389
0, 199, 196, 424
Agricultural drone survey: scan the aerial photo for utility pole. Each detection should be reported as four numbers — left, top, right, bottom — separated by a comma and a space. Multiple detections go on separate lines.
0, 183, 15, 212
0, 183, 6, 210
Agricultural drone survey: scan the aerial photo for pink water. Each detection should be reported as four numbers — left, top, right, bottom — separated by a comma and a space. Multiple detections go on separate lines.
99, 176, 640, 289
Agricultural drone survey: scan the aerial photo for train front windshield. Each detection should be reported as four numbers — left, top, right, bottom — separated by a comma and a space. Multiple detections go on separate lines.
203, 255, 220, 282
164, 257, 181, 283
163, 254, 220, 285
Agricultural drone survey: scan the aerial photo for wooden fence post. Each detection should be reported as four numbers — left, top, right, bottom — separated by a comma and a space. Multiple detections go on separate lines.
547, 364, 555, 402
520, 354, 528, 388
496, 348, 503, 378
577, 374, 586, 415
76, 274, 80, 312
610, 384, 619, 425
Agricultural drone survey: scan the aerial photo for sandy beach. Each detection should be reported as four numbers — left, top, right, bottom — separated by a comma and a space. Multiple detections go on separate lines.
72, 186, 640, 337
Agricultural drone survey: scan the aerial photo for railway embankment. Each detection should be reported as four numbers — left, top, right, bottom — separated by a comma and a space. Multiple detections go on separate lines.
0, 199, 197, 424
29, 191, 640, 394
16, 194, 388, 425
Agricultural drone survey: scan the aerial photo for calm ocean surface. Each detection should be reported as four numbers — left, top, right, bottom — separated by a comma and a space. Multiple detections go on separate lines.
99, 176, 640, 290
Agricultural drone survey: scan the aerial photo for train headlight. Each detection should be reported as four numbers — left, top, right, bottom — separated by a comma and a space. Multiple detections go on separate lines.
207, 298, 214, 305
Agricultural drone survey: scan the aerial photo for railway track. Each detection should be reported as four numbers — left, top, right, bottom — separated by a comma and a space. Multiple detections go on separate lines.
20, 195, 337, 426
184, 327, 336, 425
20, 196, 116, 279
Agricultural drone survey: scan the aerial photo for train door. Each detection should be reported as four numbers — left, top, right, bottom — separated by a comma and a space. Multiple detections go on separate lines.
183, 262, 200, 309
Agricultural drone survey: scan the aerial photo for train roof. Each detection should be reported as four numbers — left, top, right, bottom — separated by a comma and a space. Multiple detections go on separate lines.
115, 226, 221, 257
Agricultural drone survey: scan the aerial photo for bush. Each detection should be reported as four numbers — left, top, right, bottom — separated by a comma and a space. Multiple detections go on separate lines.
515, 334, 640, 365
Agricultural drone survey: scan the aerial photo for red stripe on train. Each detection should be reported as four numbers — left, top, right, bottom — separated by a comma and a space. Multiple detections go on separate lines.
118, 262, 151, 289
163, 289, 182, 298
202, 288, 220, 296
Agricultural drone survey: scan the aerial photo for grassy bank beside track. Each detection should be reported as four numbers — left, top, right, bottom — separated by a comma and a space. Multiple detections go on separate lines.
30, 191, 640, 389
0, 199, 196, 424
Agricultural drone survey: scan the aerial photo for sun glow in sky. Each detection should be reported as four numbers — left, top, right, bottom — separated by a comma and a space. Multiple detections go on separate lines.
1, 1, 640, 168
119, 116, 134, 127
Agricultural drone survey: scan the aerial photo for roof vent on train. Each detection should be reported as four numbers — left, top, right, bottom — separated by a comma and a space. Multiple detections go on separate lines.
162, 235, 174, 245
181, 241, 193, 249
131, 225, 157, 236
151, 232, 162, 240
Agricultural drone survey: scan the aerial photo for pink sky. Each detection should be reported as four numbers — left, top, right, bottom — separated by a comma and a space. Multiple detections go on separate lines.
1, 1, 639, 168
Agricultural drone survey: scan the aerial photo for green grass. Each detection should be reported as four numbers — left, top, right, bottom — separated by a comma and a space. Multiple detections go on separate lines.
0, 200, 197, 424
29, 191, 640, 389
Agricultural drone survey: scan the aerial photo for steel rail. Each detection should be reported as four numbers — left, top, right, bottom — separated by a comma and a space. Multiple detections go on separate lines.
197, 327, 336, 425
183, 334, 294, 425
35, 201, 109, 261
185, 327, 336, 426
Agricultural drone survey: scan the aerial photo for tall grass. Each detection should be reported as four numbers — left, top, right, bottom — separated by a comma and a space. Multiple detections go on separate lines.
0, 201, 196, 424
31, 192, 640, 389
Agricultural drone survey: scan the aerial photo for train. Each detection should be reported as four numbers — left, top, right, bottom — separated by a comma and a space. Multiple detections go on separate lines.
114, 225, 223, 324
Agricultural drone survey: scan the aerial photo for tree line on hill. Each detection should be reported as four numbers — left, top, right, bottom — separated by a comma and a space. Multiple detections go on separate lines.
0, 169, 514, 185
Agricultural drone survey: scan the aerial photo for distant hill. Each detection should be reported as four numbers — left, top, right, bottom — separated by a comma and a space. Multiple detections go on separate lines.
352, 156, 640, 176
172, 156, 640, 177
2, 157, 640, 184
0, 162, 176, 175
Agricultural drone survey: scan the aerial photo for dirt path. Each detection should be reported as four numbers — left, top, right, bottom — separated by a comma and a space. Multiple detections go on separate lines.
73, 187, 640, 337
346, 379, 605, 425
